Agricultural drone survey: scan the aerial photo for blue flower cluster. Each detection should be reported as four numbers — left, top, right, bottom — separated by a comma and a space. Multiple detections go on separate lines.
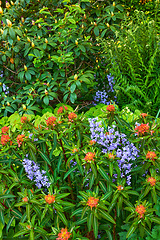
23, 157, 50, 189
89, 117, 139, 185
0, 72, 9, 95
94, 74, 117, 105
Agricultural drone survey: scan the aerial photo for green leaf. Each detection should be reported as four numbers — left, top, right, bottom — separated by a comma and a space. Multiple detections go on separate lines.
87, 212, 93, 232
9, 28, 16, 39
6, 216, 14, 232
0, 194, 16, 200
99, 209, 115, 224
75, 217, 87, 225
38, 150, 51, 166
63, 166, 77, 180
27, 142, 36, 152
43, 96, 49, 105
151, 217, 160, 224
13, 230, 28, 238
18, 71, 25, 82
98, 166, 110, 181
126, 224, 137, 238
94, 26, 99, 36
58, 212, 68, 226
78, 45, 86, 52
25, 71, 31, 81
70, 83, 76, 93
33, 49, 41, 58
0, 210, 4, 225
100, 191, 112, 201
11, 209, 22, 219
29, 148, 37, 163
93, 215, 98, 239
91, 163, 97, 178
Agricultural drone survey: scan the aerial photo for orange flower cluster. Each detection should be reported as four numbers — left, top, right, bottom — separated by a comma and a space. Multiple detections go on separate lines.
84, 152, 95, 163
108, 153, 115, 159
17, 134, 25, 147
87, 196, 99, 210
23, 197, 28, 202
1, 135, 10, 146
21, 116, 28, 123
46, 116, 57, 126
72, 148, 78, 153
134, 123, 150, 136
147, 177, 156, 186
89, 140, 96, 145
1, 126, 9, 134
68, 112, 77, 121
117, 185, 124, 191
140, 113, 147, 118
45, 194, 55, 204
106, 104, 115, 112
146, 151, 157, 161
57, 228, 71, 240
57, 106, 68, 114
135, 204, 146, 218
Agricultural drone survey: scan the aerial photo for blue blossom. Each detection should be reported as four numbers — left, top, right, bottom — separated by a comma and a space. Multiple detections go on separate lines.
23, 157, 51, 189
93, 74, 117, 105
88, 118, 139, 185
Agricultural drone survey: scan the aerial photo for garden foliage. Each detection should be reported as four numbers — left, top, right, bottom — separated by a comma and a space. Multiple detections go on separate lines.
1, 105, 160, 239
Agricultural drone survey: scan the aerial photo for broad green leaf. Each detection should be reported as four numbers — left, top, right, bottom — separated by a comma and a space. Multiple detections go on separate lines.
99, 209, 115, 224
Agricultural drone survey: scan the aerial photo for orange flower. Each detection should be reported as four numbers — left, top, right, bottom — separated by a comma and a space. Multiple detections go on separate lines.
21, 116, 28, 123
57, 106, 68, 114
134, 123, 150, 136
17, 134, 25, 147
1, 135, 10, 145
140, 113, 147, 118
57, 228, 71, 240
89, 140, 96, 145
72, 148, 78, 153
84, 152, 95, 163
116, 185, 124, 191
26, 225, 31, 230
23, 197, 28, 202
147, 177, 156, 186
87, 196, 99, 210
68, 112, 77, 121
45, 194, 55, 204
106, 104, 115, 112
46, 116, 57, 126
1, 126, 9, 134
135, 204, 146, 218
146, 151, 157, 161
108, 153, 115, 159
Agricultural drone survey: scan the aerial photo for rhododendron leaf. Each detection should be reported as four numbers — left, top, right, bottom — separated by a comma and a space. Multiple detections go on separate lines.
97, 166, 110, 181
0, 194, 16, 200
87, 212, 93, 231
0, 210, 4, 225
13, 230, 29, 238
89, 173, 95, 189
75, 217, 87, 225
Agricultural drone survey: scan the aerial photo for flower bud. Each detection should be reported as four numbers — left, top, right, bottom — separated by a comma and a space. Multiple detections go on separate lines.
17, 36, 20, 41
45, 89, 48, 95
22, 104, 27, 110
74, 74, 78, 80
6, 2, 11, 9
11, 1, 14, 5
6, 19, 12, 27
45, 38, 48, 43
38, 36, 40, 39
32, 20, 35, 25
7, 102, 10, 106
0, 29, 4, 34
21, 17, 24, 23
10, 58, 14, 64
55, 19, 57, 23
38, 24, 41, 28
113, 2, 115, 6
31, 42, 35, 47
0, 7, 3, 14
111, 12, 114, 16
27, 37, 31, 42
75, 40, 78, 45
106, 23, 110, 28
24, 65, 27, 71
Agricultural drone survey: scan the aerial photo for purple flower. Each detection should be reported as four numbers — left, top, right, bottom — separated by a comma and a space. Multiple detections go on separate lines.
22, 157, 51, 189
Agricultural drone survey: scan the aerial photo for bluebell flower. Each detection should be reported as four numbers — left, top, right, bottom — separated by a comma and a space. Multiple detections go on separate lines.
22, 157, 51, 189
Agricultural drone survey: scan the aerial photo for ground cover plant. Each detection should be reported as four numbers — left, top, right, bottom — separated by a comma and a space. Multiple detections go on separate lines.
1, 105, 160, 239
